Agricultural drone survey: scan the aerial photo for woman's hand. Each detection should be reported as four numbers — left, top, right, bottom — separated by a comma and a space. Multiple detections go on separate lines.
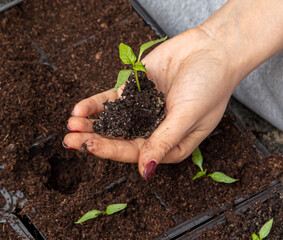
63, 0, 283, 180
63, 27, 238, 180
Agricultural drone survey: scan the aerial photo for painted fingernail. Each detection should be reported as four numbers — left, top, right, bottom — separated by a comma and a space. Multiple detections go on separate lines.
144, 160, 158, 181
67, 124, 80, 133
81, 142, 93, 155
62, 141, 75, 150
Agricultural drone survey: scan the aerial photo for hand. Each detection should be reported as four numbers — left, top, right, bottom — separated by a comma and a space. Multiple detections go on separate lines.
63, 27, 239, 180
64, 0, 283, 180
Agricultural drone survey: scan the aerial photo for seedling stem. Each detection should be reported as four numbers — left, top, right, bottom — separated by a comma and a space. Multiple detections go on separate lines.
134, 70, 141, 92
115, 36, 167, 92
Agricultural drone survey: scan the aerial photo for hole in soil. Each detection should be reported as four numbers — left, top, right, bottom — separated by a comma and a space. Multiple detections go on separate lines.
45, 155, 82, 194
14, 208, 46, 240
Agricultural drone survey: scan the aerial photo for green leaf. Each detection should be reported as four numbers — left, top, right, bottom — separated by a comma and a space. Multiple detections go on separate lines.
75, 209, 102, 224
193, 169, 207, 180
259, 218, 273, 239
114, 70, 132, 92
138, 36, 168, 62
252, 233, 260, 240
133, 62, 147, 73
105, 203, 127, 215
119, 43, 136, 65
207, 172, 238, 183
192, 147, 204, 172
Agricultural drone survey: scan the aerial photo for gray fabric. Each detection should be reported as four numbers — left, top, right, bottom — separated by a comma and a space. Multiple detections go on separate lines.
137, 0, 283, 131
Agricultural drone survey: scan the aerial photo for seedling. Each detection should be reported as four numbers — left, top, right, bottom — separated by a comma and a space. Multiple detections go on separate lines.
192, 147, 238, 183
252, 218, 274, 240
114, 36, 167, 92
75, 203, 127, 224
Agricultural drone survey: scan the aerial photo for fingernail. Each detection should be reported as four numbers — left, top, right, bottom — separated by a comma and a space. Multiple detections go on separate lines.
71, 109, 75, 116
67, 124, 80, 133
144, 160, 158, 181
62, 141, 75, 150
81, 142, 93, 155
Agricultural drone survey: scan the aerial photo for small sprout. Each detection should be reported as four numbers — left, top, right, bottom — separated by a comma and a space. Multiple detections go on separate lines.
192, 146, 204, 172
192, 169, 207, 180
104, 203, 128, 215
207, 172, 238, 183
75, 210, 102, 224
75, 203, 127, 224
252, 218, 274, 240
192, 147, 238, 183
115, 36, 168, 92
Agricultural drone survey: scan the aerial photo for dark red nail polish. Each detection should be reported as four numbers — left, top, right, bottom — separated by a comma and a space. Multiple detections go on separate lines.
81, 143, 93, 155
62, 141, 75, 150
67, 124, 79, 133
144, 160, 158, 181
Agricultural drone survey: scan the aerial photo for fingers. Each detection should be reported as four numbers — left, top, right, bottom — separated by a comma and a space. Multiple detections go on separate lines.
72, 88, 119, 117
81, 138, 144, 163
63, 132, 144, 163
67, 117, 95, 132
63, 132, 102, 150
138, 111, 193, 180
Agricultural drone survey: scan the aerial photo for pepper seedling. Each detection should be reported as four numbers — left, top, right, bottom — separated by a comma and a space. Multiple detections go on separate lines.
192, 147, 238, 183
75, 203, 127, 224
114, 36, 167, 92
252, 218, 274, 240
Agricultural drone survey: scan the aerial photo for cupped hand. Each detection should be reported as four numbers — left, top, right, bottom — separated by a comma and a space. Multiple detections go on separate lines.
63, 27, 240, 180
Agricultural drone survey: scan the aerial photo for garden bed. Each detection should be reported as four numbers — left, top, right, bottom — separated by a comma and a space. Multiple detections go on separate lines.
182, 183, 282, 239
1, 0, 282, 239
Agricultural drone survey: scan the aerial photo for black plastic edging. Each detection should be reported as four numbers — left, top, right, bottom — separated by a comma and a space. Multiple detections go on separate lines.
1, 187, 34, 239
0, 187, 47, 240
128, 0, 167, 39
0, 211, 35, 240
155, 207, 218, 240
0, 0, 23, 13
156, 181, 280, 240
177, 181, 282, 240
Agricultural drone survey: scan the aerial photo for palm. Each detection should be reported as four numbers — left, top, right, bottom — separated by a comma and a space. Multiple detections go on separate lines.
63, 27, 236, 178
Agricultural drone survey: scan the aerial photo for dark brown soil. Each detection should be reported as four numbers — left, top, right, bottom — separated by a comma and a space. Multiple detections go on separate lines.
0, 223, 22, 240
0, 0, 283, 239
0, 193, 5, 209
94, 71, 165, 139
197, 191, 283, 239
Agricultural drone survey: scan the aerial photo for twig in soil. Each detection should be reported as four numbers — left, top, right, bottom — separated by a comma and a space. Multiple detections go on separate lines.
85, 176, 127, 199
154, 192, 179, 224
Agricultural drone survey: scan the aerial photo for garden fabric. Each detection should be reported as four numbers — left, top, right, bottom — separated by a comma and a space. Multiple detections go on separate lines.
137, 0, 283, 131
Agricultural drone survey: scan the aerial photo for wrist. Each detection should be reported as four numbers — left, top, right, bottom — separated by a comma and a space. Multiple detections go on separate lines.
199, 0, 283, 85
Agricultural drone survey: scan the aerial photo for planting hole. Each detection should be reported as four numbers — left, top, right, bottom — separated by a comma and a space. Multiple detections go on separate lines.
45, 155, 83, 194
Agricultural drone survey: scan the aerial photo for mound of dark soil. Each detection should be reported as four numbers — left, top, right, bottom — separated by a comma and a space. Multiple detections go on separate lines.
94, 71, 165, 139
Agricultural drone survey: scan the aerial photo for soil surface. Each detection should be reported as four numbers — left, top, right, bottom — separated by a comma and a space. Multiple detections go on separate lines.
0, 0, 283, 239
197, 190, 283, 239
0, 223, 21, 240
0, 193, 5, 209
94, 71, 165, 139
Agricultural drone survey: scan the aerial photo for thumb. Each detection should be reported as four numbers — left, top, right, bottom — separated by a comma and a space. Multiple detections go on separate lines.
139, 111, 192, 180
